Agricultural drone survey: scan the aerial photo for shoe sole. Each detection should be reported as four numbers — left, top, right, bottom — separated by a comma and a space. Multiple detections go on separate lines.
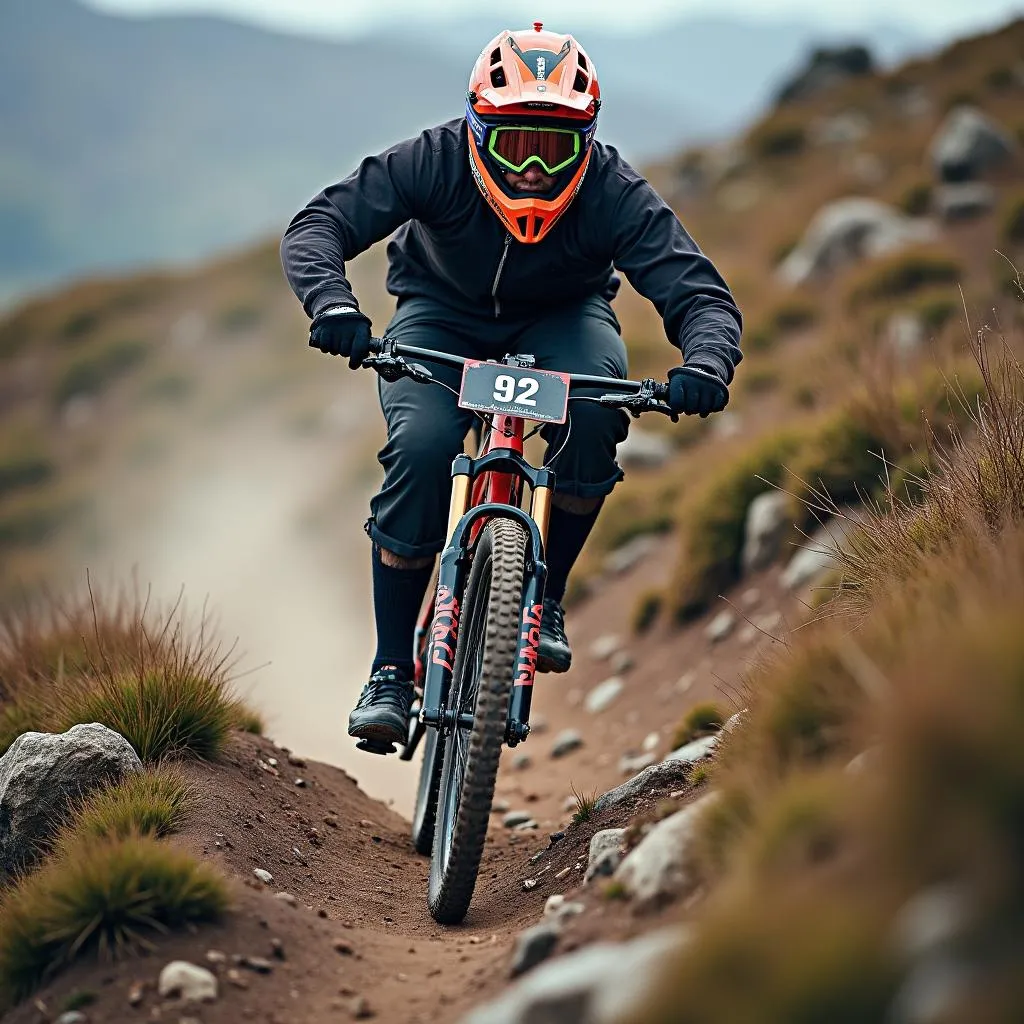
348, 718, 407, 747
536, 652, 571, 674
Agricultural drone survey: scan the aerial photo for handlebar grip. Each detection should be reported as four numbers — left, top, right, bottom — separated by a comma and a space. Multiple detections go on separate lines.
368, 336, 385, 355
654, 381, 670, 401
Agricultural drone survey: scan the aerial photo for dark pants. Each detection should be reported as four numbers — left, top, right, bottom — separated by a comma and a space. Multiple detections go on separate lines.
367, 295, 630, 559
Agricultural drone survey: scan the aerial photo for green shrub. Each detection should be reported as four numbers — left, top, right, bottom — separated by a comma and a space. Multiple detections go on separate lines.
54, 339, 148, 405
671, 702, 725, 749
669, 431, 802, 621
0, 503, 67, 551
897, 180, 932, 217
0, 455, 54, 500
141, 373, 193, 404
770, 298, 818, 332
228, 699, 265, 736
58, 311, 100, 344
847, 248, 962, 305
1001, 192, 1024, 245
217, 302, 263, 333
0, 837, 228, 1005
749, 117, 807, 159
632, 589, 663, 634
913, 292, 959, 333
65, 767, 194, 845
58, 668, 235, 762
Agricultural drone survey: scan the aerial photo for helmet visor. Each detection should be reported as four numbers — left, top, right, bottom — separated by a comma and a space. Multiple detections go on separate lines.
487, 126, 581, 176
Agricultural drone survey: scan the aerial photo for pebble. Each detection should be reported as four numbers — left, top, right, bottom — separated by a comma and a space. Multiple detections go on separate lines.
158, 961, 218, 1003
740, 587, 761, 609
609, 650, 635, 674
503, 810, 533, 829
642, 732, 660, 753
205, 949, 227, 965
512, 753, 532, 771
589, 634, 622, 660
253, 868, 274, 885
348, 995, 375, 1019
55, 1014, 88, 1024
676, 671, 696, 694
294, 778, 307, 788
492, 798, 511, 813
334, 939, 355, 956
241, 956, 274, 974
324, 815, 339, 828
514, 819, 539, 831
555, 866, 571, 880
128, 981, 145, 1006
274, 892, 299, 907
522, 878, 538, 891
551, 729, 584, 759
271, 939, 285, 960
585, 677, 625, 714
705, 609, 737, 643
226, 968, 250, 989
530, 715, 549, 734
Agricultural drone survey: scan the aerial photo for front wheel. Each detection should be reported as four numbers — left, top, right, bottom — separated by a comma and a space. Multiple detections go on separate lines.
427, 517, 527, 924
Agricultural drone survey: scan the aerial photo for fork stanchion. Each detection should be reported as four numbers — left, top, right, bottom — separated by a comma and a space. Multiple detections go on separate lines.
444, 455, 472, 544
531, 484, 552, 549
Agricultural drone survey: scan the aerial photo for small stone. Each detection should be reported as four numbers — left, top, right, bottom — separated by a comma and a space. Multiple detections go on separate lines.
324, 815, 339, 828
253, 868, 273, 885
348, 995, 374, 1019
522, 878, 538, 891
204, 949, 227, 965
128, 981, 145, 1006
548, 831, 565, 846
503, 810, 533, 829
510, 923, 560, 977
512, 753, 532, 771
619, 752, 657, 776
271, 938, 285, 960
266, 757, 278, 768
555, 866, 571, 880
307, 827, 322, 846
294, 778, 307, 788
226, 968, 249, 989
514, 819, 539, 831
589, 634, 621, 661
274, 892, 298, 907
241, 956, 273, 974
158, 961, 218, 1003
56, 1013, 89, 1024
333, 939, 355, 956
551, 729, 584, 759
740, 587, 761, 609
609, 649, 635, 674
530, 716, 549, 734
675, 671, 696, 694
287, 753, 307, 768
704, 610, 736, 643
292, 846, 308, 865
492, 798, 511, 814
585, 677, 625, 714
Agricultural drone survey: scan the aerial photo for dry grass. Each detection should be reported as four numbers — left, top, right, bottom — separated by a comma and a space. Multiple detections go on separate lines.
0, 837, 228, 1007
671, 702, 725, 750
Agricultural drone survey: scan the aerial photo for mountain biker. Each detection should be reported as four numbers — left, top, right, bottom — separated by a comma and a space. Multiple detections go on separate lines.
281, 23, 742, 752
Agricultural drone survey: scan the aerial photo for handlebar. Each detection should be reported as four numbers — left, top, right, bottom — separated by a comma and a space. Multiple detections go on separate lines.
363, 336, 677, 419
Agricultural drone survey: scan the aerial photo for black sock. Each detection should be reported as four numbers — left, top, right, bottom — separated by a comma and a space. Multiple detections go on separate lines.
544, 501, 602, 604
370, 545, 433, 678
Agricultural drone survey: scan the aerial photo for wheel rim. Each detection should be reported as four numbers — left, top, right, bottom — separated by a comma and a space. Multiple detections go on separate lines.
437, 556, 490, 879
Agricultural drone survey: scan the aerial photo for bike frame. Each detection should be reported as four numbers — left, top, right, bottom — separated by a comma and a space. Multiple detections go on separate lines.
408, 407, 550, 754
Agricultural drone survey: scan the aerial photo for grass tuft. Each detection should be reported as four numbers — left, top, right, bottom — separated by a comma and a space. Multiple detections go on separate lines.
631, 589, 664, 634
846, 247, 962, 305
671, 702, 725, 749
570, 783, 598, 827
63, 767, 195, 846
0, 837, 228, 1005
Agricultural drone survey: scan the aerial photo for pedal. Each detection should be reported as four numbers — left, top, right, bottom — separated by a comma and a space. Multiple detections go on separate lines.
355, 737, 397, 755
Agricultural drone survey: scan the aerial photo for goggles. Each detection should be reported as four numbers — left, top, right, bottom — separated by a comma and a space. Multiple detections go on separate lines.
486, 125, 583, 176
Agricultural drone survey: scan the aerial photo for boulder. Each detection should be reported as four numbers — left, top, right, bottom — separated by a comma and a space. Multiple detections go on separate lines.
0, 723, 142, 877
663, 734, 718, 765
503, 810, 534, 829
585, 828, 627, 882
777, 198, 937, 286
775, 45, 874, 105
935, 182, 996, 222
594, 760, 693, 813
781, 518, 855, 591
459, 928, 687, 1024
614, 794, 718, 907
742, 491, 792, 572
615, 429, 672, 469
929, 106, 1014, 182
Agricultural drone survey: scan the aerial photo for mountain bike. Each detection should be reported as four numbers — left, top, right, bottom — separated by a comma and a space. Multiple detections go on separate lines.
360, 336, 676, 924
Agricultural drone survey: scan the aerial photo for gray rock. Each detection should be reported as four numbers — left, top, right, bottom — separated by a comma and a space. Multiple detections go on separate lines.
615, 429, 672, 469
892, 883, 972, 958
544, 894, 586, 923
618, 752, 657, 776
603, 535, 658, 575
777, 198, 937, 286
609, 650, 635, 674
585, 828, 627, 882
811, 111, 871, 146
935, 182, 996, 222
510, 923, 561, 977
614, 794, 718, 906
642, 732, 660, 753
742, 491, 792, 572
0, 723, 142, 877
589, 634, 621, 661
781, 518, 855, 590
885, 312, 926, 359
512, 752, 532, 771
663, 734, 718, 765
704, 609, 736, 644
56, 1014, 89, 1024
551, 729, 584, 759
503, 810, 533, 829
929, 106, 1014, 182
776, 45, 874, 105
459, 928, 686, 1024
594, 759, 693, 813
158, 961, 219, 1003
584, 677, 624, 714
253, 868, 274, 885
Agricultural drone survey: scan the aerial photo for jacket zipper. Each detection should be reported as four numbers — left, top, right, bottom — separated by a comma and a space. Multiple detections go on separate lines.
491, 234, 512, 318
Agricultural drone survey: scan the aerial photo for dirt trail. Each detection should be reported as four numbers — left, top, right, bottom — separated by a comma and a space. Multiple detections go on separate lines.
8, 538, 792, 1024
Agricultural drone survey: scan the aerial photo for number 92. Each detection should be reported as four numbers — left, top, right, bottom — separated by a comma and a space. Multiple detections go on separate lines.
493, 374, 539, 407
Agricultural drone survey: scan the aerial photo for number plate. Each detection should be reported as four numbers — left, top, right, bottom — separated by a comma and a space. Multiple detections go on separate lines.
458, 361, 570, 424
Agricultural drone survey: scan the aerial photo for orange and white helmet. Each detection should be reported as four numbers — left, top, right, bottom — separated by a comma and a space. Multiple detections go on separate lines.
466, 23, 601, 244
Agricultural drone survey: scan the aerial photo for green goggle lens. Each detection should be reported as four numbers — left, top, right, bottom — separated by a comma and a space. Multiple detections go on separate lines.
487, 126, 581, 175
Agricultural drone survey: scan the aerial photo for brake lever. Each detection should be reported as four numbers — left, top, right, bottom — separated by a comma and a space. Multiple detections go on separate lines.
362, 354, 435, 385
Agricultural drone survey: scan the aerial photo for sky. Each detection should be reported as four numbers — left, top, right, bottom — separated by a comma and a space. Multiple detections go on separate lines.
85, 0, 1024, 39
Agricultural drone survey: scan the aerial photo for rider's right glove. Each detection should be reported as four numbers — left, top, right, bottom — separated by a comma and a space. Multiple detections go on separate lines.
309, 306, 373, 369
667, 364, 730, 418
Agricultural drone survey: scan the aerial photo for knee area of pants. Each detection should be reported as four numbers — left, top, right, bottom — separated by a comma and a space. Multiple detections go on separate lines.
567, 401, 628, 440
388, 424, 462, 468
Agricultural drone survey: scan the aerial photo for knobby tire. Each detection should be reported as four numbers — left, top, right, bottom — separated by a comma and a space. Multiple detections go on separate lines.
411, 728, 443, 856
427, 517, 527, 924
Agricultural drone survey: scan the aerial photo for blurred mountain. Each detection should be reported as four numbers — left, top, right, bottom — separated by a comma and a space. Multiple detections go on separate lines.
1, 0, 923, 303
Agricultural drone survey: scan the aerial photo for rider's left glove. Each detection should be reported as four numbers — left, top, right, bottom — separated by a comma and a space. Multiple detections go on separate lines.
667, 364, 729, 418
309, 306, 373, 369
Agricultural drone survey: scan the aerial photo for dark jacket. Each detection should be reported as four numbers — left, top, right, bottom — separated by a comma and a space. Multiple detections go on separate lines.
281, 118, 742, 382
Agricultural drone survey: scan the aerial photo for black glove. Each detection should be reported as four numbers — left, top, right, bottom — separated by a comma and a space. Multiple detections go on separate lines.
667, 364, 729, 418
309, 306, 373, 369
